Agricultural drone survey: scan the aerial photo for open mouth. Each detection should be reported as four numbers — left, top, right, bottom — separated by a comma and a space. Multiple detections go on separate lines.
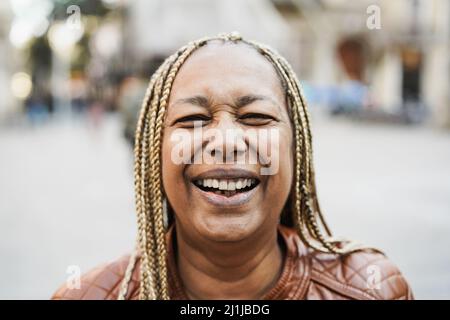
193, 178, 260, 198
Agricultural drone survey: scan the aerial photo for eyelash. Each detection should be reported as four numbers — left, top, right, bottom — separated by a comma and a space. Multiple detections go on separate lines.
175, 114, 211, 124
238, 113, 275, 121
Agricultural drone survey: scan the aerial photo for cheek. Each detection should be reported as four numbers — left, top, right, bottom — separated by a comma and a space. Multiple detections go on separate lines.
256, 125, 293, 179
267, 127, 293, 207
254, 125, 293, 219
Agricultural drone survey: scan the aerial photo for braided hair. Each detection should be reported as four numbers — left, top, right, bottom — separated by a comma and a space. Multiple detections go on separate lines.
118, 33, 365, 300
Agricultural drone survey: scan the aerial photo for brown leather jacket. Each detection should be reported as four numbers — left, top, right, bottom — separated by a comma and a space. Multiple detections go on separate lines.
51, 225, 414, 300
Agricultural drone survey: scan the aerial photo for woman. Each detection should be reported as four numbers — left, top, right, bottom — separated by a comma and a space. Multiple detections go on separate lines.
52, 33, 413, 300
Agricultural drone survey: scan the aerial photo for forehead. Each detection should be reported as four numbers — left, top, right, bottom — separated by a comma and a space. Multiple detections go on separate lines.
169, 42, 284, 102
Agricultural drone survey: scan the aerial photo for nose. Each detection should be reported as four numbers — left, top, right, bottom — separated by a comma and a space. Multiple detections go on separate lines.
204, 113, 247, 164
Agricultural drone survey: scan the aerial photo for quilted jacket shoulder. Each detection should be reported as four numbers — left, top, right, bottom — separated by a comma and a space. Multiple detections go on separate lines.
307, 248, 414, 300
51, 254, 139, 300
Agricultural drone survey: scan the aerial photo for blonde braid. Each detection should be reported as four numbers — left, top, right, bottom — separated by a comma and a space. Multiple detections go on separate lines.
134, 55, 179, 299
147, 44, 202, 299
246, 44, 323, 250
273, 54, 332, 236
119, 33, 367, 300
134, 67, 162, 299
140, 54, 180, 299
144, 69, 170, 299
276, 53, 352, 251
269, 45, 365, 253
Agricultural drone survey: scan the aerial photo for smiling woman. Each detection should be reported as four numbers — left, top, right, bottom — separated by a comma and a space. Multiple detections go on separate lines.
51, 33, 414, 300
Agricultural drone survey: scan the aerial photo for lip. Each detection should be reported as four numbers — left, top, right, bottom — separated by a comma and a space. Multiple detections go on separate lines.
191, 168, 259, 181
189, 168, 260, 207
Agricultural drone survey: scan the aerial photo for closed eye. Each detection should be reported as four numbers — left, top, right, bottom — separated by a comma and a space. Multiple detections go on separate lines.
239, 113, 275, 120
173, 114, 211, 127
238, 113, 277, 125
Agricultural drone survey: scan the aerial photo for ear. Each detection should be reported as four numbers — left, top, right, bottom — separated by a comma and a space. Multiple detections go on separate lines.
164, 197, 176, 228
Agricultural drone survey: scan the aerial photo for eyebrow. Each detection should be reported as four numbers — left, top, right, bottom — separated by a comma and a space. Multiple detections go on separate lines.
173, 95, 210, 108
172, 94, 277, 109
235, 95, 273, 108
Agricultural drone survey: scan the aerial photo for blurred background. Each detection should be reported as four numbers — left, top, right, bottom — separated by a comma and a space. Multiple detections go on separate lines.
0, 0, 449, 299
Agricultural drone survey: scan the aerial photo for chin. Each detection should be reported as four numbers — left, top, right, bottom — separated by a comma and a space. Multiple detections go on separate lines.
198, 214, 261, 243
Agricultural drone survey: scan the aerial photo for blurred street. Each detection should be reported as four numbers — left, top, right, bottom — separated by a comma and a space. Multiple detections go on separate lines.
0, 113, 449, 299
0, 115, 136, 299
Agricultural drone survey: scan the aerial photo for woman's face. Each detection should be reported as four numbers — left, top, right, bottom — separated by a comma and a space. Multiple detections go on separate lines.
162, 43, 293, 243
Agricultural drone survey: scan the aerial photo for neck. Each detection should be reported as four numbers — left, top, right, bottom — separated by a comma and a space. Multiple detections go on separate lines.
174, 223, 284, 300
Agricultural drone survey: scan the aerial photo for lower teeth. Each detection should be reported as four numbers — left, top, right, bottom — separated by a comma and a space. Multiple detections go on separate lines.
213, 190, 237, 197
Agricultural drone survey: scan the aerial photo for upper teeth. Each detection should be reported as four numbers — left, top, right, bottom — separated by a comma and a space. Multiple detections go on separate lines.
196, 178, 257, 191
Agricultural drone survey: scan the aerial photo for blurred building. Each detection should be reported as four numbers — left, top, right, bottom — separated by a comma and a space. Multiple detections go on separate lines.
122, 0, 450, 127
273, 0, 450, 126
0, 2, 14, 120
124, 0, 291, 59
0, 0, 448, 127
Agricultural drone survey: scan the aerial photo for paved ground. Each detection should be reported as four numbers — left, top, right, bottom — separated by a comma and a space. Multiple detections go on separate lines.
0, 115, 136, 299
312, 114, 450, 299
0, 113, 449, 299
